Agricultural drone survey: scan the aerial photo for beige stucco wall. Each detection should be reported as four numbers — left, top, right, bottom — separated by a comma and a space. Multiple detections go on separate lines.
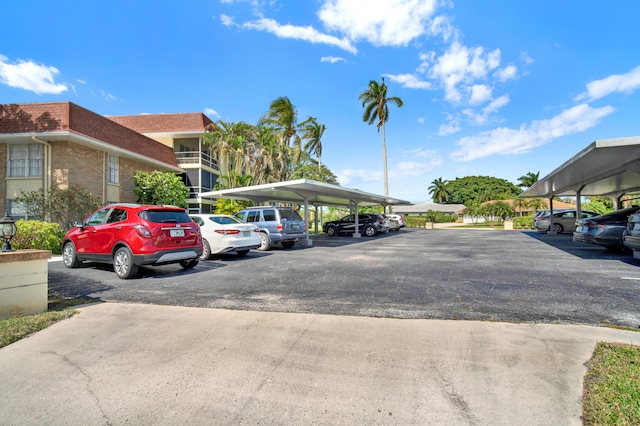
0, 250, 50, 319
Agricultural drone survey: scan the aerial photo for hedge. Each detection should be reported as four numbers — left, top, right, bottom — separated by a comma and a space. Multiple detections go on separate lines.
12, 220, 65, 254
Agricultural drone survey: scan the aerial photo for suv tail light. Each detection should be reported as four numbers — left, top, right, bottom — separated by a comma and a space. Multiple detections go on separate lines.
133, 225, 152, 238
277, 223, 283, 232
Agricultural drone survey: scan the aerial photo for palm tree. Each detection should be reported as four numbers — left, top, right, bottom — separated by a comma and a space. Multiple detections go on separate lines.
359, 77, 404, 197
259, 96, 300, 180
298, 116, 325, 170
511, 196, 529, 216
428, 177, 450, 203
517, 171, 540, 189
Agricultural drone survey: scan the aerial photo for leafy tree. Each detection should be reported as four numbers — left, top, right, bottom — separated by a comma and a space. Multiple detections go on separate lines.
517, 171, 540, 188
582, 200, 612, 215
291, 161, 339, 185
445, 176, 521, 205
359, 77, 404, 197
462, 201, 486, 224
488, 200, 515, 222
527, 197, 547, 214
134, 170, 190, 208
298, 116, 325, 170
428, 177, 450, 203
511, 197, 529, 216
214, 198, 252, 215
16, 185, 102, 231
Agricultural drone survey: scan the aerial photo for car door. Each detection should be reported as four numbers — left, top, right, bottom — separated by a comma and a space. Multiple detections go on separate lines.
339, 214, 356, 233
74, 207, 111, 255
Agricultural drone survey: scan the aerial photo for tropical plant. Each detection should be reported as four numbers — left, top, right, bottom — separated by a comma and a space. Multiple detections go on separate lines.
445, 176, 521, 205
298, 116, 325, 170
359, 77, 404, 196
16, 185, 102, 231
517, 171, 540, 188
428, 177, 450, 203
511, 197, 530, 216
462, 201, 486, 224
134, 170, 190, 208
527, 197, 547, 214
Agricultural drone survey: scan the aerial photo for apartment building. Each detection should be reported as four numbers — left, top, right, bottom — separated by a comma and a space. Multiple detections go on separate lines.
0, 102, 183, 218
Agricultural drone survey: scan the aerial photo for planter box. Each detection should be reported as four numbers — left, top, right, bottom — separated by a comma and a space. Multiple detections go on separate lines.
0, 250, 51, 319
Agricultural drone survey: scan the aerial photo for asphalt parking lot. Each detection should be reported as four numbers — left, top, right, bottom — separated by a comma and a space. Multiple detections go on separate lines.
49, 228, 640, 329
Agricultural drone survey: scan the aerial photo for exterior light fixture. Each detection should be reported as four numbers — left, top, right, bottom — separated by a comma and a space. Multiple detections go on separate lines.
0, 215, 17, 252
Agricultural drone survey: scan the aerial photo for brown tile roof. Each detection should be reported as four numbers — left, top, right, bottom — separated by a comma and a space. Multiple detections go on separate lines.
0, 102, 178, 167
483, 199, 576, 211
107, 112, 214, 133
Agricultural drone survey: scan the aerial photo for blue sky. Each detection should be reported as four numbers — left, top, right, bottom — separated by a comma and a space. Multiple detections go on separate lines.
2, 1, 640, 204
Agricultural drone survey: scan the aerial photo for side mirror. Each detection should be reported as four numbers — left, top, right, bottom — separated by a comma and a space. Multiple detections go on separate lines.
74, 220, 85, 228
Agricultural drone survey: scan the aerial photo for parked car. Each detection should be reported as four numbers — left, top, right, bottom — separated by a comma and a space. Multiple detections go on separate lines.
190, 214, 261, 260
534, 209, 598, 233
62, 204, 202, 279
573, 206, 640, 250
322, 213, 385, 237
386, 214, 406, 230
622, 213, 640, 254
382, 214, 399, 231
234, 206, 306, 251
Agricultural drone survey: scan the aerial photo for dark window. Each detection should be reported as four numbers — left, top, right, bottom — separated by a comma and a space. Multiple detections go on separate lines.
86, 208, 110, 226
278, 209, 302, 220
263, 209, 276, 221
106, 209, 127, 224
139, 210, 191, 223
246, 211, 260, 222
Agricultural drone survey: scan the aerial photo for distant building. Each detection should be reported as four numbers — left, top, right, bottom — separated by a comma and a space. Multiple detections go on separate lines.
394, 202, 466, 217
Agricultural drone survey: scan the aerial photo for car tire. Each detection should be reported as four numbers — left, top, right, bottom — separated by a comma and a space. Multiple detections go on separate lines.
113, 247, 138, 279
281, 241, 295, 249
236, 250, 249, 257
62, 242, 82, 268
552, 223, 564, 233
364, 225, 376, 237
258, 232, 271, 251
180, 259, 199, 269
200, 239, 212, 261
326, 225, 337, 236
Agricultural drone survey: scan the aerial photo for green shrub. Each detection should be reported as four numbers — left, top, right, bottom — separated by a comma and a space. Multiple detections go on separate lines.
12, 220, 64, 254
406, 217, 427, 227
513, 216, 534, 229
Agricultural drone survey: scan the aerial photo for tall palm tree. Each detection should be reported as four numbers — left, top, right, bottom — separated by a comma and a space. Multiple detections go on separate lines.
428, 177, 450, 203
359, 77, 404, 197
298, 116, 325, 170
259, 96, 300, 180
517, 171, 540, 189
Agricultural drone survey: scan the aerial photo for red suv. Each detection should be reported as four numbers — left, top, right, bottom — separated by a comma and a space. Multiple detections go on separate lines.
62, 204, 203, 279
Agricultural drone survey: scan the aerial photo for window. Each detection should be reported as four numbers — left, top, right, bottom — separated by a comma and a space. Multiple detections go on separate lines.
8, 144, 42, 177
107, 155, 119, 184
86, 208, 110, 226
106, 209, 127, 224
263, 209, 276, 221
6, 200, 30, 220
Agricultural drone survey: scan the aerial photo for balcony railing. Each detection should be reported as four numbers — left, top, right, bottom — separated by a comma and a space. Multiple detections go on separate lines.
175, 151, 218, 171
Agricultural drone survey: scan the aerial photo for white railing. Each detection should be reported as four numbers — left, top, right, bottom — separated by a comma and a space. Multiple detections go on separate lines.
175, 151, 218, 171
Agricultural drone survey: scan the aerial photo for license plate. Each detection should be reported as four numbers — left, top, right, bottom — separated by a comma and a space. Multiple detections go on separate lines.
170, 229, 185, 237
243, 231, 250, 237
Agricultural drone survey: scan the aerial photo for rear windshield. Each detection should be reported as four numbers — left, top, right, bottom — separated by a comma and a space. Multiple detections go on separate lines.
211, 216, 241, 225
279, 209, 302, 220
139, 210, 191, 224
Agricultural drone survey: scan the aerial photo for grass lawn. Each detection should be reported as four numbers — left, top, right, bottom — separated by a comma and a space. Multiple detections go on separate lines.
0, 292, 96, 349
583, 342, 640, 425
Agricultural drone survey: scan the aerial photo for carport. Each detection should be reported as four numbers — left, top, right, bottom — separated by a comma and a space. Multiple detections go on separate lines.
198, 179, 410, 246
520, 136, 640, 232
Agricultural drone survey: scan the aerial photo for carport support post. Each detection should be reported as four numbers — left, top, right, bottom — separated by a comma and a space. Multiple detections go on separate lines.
303, 196, 312, 247
549, 197, 556, 234
352, 202, 361, 238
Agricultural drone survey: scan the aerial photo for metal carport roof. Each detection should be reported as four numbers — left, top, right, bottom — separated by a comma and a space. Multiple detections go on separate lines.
520, 136, 640, 199
198, 179, 410, 208
198, 179, 411, 246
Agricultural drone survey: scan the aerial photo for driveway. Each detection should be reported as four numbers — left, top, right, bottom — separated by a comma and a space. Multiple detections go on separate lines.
48, 228, 640, 329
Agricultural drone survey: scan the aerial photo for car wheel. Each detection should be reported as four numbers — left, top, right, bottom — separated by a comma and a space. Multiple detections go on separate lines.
62, 242, 82, 268
200, 239, 212, 261
113, 247, 138, 279
364, 225, 376, 237
258, 232, 271, 251
552, 223, 564, 233
326, 225, 337, 236
281, 241, 295, 249
236, 250, 249, 257
180, 258, 199, 269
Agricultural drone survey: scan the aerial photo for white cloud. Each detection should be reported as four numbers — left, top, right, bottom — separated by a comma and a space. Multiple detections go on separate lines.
462, 94, 510, 125
0, 55, 67, 94
468, 84, 492, 105
321, 56, 346, 64
427, 41, 502, 103
337, 168, 382, 186
520, 51, 534, 65
101, 90, 117, 101
494, 64, 517, 82
318, 0, 438, 46
401, 148, 439, 159
575, 65, 640, 102
389, 160, 439, 178
242, 18, 357, 54
384, 73, 432, 89
220, 14, 235, 27
204, 108, 221, 118
417, 117, 424, 124
451, 103, 616, 161
438, 120, 461, 136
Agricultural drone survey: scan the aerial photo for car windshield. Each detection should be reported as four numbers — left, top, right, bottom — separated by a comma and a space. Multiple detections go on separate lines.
139, 210, 191, 223
210, 216, 242, 225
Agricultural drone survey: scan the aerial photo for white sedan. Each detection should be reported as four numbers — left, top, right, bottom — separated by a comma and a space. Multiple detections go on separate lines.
190, 214, 261, 260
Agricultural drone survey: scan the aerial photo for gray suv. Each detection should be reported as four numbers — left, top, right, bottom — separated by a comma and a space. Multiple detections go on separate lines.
234, 206, 306, 251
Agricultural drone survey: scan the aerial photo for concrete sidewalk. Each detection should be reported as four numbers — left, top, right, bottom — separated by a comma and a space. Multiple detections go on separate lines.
1, 303, 640, 425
